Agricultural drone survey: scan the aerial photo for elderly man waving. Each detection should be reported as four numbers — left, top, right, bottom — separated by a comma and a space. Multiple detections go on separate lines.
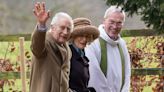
30, 2, 73, 92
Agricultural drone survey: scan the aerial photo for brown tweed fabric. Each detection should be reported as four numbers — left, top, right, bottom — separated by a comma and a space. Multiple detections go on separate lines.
71, 17, 99, 40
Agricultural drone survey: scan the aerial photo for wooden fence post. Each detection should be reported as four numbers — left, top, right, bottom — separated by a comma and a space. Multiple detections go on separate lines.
19, 37, 26, 92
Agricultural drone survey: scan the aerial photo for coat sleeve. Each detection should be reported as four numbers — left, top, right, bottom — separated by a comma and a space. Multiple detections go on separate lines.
31, 25, 47, 58
121, 42, 131, 92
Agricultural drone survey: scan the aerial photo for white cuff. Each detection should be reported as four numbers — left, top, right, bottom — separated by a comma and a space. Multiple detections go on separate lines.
37, 24, 47, 32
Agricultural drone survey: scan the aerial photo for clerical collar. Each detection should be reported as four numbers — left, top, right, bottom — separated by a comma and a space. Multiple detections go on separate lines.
108, 35, 119, 41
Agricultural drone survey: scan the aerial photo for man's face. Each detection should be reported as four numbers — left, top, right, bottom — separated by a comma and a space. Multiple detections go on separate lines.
51, 17, 72, 44
103, 12, 124, 38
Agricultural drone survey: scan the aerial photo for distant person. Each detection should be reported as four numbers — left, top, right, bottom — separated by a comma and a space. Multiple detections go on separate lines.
69, 18, 99, 92
85, 5, 131, 92
30, 2, 73, 92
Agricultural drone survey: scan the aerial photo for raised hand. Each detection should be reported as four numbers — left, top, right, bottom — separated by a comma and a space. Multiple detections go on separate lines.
33, 2, 50, 25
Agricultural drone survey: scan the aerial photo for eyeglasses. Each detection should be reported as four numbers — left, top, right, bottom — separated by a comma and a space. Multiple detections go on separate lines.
106, 20, 123, 27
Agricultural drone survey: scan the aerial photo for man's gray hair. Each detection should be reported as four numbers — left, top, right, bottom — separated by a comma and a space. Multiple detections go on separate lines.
50, 12, 74, 32
104, 5, 125, 21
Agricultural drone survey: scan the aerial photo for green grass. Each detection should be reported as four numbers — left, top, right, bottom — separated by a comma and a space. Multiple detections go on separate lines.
0, 41, 31, 91
1, 79, 30, 92
0, 41, 31, 63
143, 75, 159, 92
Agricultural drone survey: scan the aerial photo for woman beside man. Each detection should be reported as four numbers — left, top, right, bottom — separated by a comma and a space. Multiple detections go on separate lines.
69, 18, 99, 92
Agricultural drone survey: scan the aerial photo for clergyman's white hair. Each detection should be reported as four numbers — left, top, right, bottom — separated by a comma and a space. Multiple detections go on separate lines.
50, 12, 74, 32
104, 5, 125, 22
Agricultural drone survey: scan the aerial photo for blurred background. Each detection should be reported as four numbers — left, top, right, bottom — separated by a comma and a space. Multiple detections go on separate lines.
0, 0, 147, 35
0, 0, 163, 92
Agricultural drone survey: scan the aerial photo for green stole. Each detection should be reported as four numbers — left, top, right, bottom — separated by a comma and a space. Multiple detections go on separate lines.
99, 38, 125, 91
